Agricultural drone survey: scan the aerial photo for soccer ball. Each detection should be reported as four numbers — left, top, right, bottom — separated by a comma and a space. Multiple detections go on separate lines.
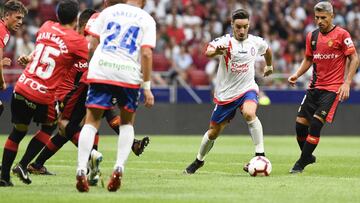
247, 156, 272, 177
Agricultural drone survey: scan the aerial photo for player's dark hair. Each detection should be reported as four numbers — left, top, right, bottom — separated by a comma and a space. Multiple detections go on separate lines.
78, 8, 97, 28
232, 9, 249, 21
106, 0, 126, 6
3, 0, 28, 16
56, 0, 79, 25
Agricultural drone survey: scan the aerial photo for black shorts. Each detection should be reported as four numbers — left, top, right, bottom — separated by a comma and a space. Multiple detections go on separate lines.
297, 89, 339, 123
11, 92, 57, 125
60, 83, 88, 125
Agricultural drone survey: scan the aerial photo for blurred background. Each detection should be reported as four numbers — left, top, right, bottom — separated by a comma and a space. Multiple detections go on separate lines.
1, 0, 360, 135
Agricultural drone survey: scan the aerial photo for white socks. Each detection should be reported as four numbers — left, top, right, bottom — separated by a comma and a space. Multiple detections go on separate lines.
196, 131, 215, 161
247, 117, 265, 154
77, 124, 97, 172
114, 124, 135, 172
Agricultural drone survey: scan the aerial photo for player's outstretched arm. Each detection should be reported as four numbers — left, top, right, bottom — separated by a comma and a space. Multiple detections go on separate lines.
337, 51, 359, 101
141, 47, 154, 108
205, 45, 227, 58
263, 47, 273, 77
288, 56, 313, 87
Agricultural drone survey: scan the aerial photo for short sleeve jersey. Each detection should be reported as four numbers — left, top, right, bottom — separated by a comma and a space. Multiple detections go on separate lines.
15, 21, 89, 104
86, 4, 156, 88
0, 20, 10, 48
55, 59, 88, 101
305, 26, 356, 92
84, 12, 100, 36
209, 34, 268, 105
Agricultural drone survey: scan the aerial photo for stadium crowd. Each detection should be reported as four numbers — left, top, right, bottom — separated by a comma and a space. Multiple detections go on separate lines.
1, 0, 360, 89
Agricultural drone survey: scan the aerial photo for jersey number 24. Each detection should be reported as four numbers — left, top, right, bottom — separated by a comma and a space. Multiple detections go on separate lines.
103, 22, 140, 55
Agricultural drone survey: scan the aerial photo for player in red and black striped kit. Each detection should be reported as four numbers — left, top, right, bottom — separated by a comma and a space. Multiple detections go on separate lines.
288, 1, 359, 173
0, 0, 27, 117
0, 0, 88, 186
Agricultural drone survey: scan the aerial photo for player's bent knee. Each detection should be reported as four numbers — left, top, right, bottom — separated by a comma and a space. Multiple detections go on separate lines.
296, 117, 309, 126
207, 130, 220, 140
242, 111, 256, 122
309, 116, 324, 137
64, 123, 79, 140
313, 115, 325, 124
14, 124, 28, 132
208, 124, 224, 140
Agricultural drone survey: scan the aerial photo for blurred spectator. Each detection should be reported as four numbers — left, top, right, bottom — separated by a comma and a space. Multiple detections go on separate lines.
15, 30, 34, 60
172, 44, 193, 82
3, 0, 360, 90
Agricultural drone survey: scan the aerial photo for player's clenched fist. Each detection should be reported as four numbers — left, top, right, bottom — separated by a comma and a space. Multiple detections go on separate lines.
288, 74, 298, 86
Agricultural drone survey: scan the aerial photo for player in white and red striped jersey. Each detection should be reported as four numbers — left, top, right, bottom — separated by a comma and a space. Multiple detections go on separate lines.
184, 9, 273, 174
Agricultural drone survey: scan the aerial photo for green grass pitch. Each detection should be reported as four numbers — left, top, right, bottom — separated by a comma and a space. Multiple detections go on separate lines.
0, 135, 359, 203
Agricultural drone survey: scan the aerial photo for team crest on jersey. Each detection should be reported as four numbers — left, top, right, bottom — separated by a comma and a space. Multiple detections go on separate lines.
251, 47, 255, 56
327, 39, 333, 47
3, 34, 9, 46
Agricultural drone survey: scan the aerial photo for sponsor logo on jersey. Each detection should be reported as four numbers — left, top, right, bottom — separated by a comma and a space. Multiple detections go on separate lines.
98, 59, 136, 72
313, 53, 338, 60
231, 62, 249, 73
18, 73, 48, 94
74, 61, 88, 69
238, 51, 248, 54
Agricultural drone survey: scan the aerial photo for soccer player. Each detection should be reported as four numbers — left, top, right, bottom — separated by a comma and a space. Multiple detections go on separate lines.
0, 0, 27, 117
288, 1, 359, 173
0, 0, 88, 187
184, 9, 273, 174
27, 8, 149, 186
76, 0, 156, 192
